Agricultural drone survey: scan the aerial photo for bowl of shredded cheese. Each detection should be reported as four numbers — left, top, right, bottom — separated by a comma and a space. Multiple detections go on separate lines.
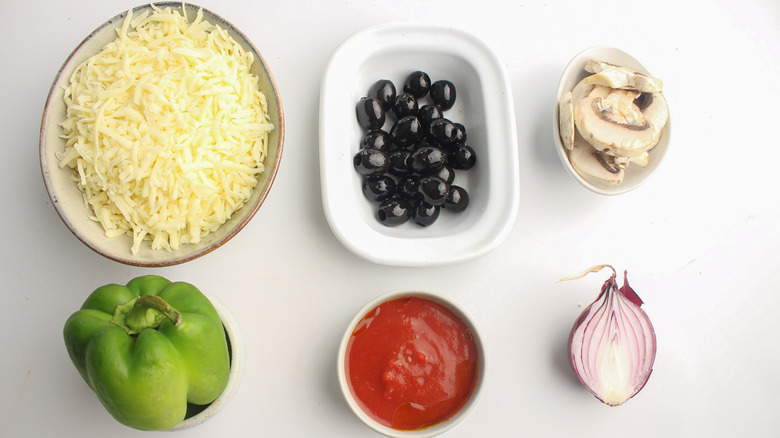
40, 3, 284, 266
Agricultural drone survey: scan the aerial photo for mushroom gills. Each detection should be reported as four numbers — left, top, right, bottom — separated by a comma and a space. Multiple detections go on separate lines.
568, 132, 626, 187
582, 60, 663, 94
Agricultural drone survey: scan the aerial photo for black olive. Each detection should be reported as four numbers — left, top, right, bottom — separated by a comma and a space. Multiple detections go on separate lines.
412, 202, 440, 227
388, 149, 413, 176
428, 118, 457, 144
369, 79, 396, 110
376, 197, 412, 227
390, 116, 423, 149
403, 71, 431, 98
398, 175, 423, 201
411, 146, 446, 173
356, 97, 385, 130
443, 185, 469, 212
430, 164, 455, 183
415, 137, 438, 151
362, 175, 396, 202
448, 144, 476, 170
417, 104, 443, 131
360, 129, 392, 150
430, 80, 456, 110
392, 93, 418, 118
353, 148, 389, 176
417, 176, 449, 206
451, 123, 467, 144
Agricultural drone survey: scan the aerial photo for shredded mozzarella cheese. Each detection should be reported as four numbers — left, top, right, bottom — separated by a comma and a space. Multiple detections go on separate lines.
58, 5, 273, 254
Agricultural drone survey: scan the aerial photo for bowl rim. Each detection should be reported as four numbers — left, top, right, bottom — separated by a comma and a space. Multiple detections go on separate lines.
337, 289, 487, 438
552, 45, 671, 196
39, 2, 285, 267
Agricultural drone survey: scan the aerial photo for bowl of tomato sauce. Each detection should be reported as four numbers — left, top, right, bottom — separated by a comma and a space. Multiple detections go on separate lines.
338, 290, 486, 437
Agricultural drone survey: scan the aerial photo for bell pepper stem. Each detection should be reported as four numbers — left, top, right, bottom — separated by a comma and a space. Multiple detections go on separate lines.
111, 295, 182, 335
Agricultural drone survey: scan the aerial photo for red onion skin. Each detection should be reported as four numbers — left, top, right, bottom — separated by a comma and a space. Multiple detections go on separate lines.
567, 268, 656, 406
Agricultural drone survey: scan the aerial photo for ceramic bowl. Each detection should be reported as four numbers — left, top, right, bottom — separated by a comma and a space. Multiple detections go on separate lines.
553, 46, 671, 195
172, 292, 245, 431
337, 289, 486, 438
39, 2, 284, 266
320, 23, 519, 267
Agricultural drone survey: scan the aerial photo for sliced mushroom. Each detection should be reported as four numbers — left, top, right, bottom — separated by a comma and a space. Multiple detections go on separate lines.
562, 82, 612, 151
571, 78, 611, 104
568, 132, 626, 187
574, 89, 661, 158
583, 60, 663, 94
634, 91, 669, 150
629, 151, 650, 168
571, 79, 595, 106
558, 91, 575, 150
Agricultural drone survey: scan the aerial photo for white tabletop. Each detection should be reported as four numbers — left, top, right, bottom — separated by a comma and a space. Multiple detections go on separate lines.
2, 0, 778, 437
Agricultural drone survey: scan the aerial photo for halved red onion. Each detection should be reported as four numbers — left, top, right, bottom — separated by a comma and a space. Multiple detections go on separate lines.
563, 265, 656, 406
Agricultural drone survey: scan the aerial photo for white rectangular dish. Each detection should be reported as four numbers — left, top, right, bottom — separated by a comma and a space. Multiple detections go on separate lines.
319, 23, 519, 267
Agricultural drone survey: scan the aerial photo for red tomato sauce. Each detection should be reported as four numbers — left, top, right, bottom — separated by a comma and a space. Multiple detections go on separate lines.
345, 296, 479, 431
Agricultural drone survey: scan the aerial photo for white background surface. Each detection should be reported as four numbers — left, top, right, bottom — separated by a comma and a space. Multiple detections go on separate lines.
1, 0, 778, 437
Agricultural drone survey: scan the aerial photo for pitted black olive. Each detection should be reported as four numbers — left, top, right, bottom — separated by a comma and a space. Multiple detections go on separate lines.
398, 175, 423, 201
443, 185, 469, 212
428, 118, 457, 144
353, 148, 389, 176
417, 104, 443, 131
415, 137, 438, 151
392, 93, 418, 118
360, 129, 392, 150
356, 97, 385, 130
430, 80, 456, 110
452, 122, 467, 144
376, 197, 412, 227
403, 71, 431, 98
417, 176, 450, 206
430, 164, 455, 183
388, 149, 413, 176
412, 202, 440, 227
411, 146, 446, 173
362, 175, 396, 202
448, 144, 476, 170
390, 116, 423, 149
369, 79, 396, 110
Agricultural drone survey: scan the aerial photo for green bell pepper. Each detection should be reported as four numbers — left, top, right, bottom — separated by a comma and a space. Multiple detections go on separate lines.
63, 275, 230, 431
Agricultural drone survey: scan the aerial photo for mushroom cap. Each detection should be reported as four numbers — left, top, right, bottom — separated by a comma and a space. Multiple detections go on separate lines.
574, 90, 661, 158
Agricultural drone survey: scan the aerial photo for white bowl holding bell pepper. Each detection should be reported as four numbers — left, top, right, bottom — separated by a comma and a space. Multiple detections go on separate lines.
319, 23, 519, 267
62, 276, 245, 431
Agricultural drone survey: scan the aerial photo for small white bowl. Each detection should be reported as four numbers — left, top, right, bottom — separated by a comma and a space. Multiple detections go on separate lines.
319, 23, 519, 267
553, 46, 671, 195
337, 289, 486, 438
172, 292, 245, 431
39, 2, 284, 266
